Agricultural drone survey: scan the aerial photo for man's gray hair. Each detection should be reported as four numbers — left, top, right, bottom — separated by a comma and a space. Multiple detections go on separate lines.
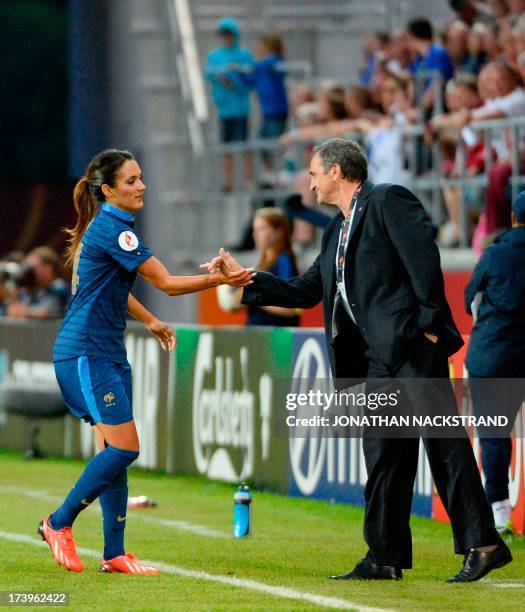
313, 138, 368, 182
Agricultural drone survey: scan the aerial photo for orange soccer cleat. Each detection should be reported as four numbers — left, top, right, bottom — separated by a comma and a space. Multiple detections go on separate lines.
99, 552, 160, 575
38, 515, 83, 573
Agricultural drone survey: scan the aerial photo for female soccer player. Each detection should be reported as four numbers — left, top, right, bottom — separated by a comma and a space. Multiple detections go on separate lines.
38, 149, 253, 574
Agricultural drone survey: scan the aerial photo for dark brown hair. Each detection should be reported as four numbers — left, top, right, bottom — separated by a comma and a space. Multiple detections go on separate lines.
65, 149, 134, 266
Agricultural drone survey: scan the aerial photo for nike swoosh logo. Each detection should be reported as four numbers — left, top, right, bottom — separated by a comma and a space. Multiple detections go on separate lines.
81, 499, 90, 506
117, 515, 126, 522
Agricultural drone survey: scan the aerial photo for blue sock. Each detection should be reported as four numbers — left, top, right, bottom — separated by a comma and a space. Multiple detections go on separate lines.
50, 445, 138, 530
100, 469, 128, 560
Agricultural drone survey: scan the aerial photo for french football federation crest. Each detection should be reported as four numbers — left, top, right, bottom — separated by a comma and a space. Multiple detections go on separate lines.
103, 392, 115, 405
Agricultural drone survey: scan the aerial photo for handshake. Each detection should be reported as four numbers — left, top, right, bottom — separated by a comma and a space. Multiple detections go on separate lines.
200, 248, 255, 289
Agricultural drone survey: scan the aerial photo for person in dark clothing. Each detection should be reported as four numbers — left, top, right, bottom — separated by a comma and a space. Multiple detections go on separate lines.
465, 190, 525, 534
251, 34, 288, 140
208, 138, 510, 583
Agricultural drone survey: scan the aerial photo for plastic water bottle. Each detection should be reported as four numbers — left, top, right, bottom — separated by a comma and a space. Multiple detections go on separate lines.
233, 484, 252, 538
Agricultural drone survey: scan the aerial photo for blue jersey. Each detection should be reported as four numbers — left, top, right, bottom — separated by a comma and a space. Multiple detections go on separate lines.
53, 203, 153, 363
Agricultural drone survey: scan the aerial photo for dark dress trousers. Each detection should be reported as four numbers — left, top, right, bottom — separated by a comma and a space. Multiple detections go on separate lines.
242, 180, 501, 567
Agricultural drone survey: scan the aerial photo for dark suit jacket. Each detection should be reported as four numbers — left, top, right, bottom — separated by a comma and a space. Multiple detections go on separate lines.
242, 181, 463, 377
465, 226, 525, 377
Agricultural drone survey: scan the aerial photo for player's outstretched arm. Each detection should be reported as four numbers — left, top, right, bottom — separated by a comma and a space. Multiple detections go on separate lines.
127, 293, 176, 352
138, 256, 254, 297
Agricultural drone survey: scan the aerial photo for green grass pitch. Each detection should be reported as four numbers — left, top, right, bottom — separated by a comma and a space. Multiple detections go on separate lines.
0, 449, 523, 611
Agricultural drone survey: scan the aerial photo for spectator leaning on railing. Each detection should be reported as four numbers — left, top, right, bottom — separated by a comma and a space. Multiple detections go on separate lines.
446, 20, 483, 75
427, 61, 525, 245
429, 74, 485, 246
5, 246, 68, 319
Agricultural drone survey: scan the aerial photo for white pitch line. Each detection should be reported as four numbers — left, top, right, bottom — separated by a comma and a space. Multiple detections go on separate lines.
133, 515, 228, 538
0, 530, 389, 612
0, 486, 227, 539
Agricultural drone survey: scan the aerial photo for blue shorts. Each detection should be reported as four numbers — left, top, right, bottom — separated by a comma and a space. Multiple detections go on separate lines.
220, 117, 249, 143
54, 357, 133, 426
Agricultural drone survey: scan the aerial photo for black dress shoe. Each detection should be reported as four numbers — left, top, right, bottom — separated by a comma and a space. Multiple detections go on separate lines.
330, 558, 402, 581
447, 543, 512, 583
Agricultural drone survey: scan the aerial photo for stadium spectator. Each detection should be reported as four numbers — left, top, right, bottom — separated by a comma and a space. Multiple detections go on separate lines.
5, 246, 68, 319
218, 208, 300, 326
514, 16, 525, 83
473, 62, 525, 237
429, 75, 485, 245
479, 22, 503, 62
279, 85, 374, 147
427, 61, 525, 243
448, 0, 495, 25
467, 22, 490, 68
506, 0, 525, 17
407, 18, 454, 113
488, 0, 510, 19
250, 34, 288, 140
446, 20, 482, 75
465, 190, 525, 535
204, 18, 253, 191
0, 251, 25, 316
382, 28, 413, 81
359, 31, 391, 88
288, 83, 315, 128
430, 61, 525, 130
277, 84, 349, 246
345, 85, 377, 120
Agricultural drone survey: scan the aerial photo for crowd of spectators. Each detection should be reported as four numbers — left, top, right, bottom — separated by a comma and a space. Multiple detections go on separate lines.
204, 1, 525, 253
0, 246, 68, 320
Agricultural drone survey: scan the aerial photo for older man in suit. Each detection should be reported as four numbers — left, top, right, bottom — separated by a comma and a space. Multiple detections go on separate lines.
210, 138, 511, 582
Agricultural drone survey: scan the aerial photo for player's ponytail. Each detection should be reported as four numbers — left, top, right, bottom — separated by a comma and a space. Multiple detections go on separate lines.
64, 149, 135, 267
65, 177, 96, 266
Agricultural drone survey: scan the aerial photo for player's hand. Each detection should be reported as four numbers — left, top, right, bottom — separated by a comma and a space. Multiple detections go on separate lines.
211, 264, 255, 287
147, 319, 176, 352
199, 249, 255, 287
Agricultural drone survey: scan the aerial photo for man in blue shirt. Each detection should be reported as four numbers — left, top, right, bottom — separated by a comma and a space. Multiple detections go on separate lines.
407, 18, 454, 114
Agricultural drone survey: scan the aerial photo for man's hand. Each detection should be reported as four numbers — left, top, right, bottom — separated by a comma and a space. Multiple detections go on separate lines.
147, 319, 176, 352
199, 249, 255, 288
